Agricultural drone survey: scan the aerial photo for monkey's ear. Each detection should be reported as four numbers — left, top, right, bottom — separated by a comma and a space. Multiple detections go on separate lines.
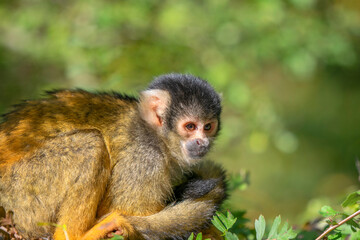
139, 89, 170, 128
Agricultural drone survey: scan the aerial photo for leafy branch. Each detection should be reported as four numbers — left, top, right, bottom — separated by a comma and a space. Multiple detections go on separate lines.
254, 215, 297, 240
212, 211, 239, 240
315, 210, 360, 240
314, 190, 360, 240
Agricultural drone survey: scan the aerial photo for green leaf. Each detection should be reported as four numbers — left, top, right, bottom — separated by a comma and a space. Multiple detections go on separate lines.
350, 230, 360, 240
212, 215, 227, 233
227, 210, 235, 219
217, 212, 231, 230
328, 231, 342, 240
38, 222, 68, 233
255, 215, 266, 240
188, 233, 194, 240
346, 218, 360, 230
109, 235, 124, 240
320, 205, 340, 217
342, 191, 360, 208
215, 211, 237, 230
326, 219, 339, 225
278, 221, 289, 235
268, 215, 281, 239
224, 231, 239, 240
195, 232, 202, 240
228, 172, 250, 191
276, 222, 297, 240
282, 227, 297, 239
227, 211, 237, 228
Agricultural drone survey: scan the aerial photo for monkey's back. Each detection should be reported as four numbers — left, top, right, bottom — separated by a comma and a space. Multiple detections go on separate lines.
0, 89, 138, 169
0, 90, 139, 238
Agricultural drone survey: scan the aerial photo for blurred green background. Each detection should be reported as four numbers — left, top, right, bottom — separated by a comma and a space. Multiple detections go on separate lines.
0, 0, 359, 225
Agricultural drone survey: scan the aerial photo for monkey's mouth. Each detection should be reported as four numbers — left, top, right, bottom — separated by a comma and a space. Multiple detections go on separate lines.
180, 140, 209, 163
187, 148, 208, 159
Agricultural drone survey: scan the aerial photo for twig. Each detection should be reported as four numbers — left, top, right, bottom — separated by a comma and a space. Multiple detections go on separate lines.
63, 226, 69, 240
315, 210, 360, 240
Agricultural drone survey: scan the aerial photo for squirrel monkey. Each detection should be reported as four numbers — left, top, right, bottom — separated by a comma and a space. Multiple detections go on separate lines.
0, 73, 226, 240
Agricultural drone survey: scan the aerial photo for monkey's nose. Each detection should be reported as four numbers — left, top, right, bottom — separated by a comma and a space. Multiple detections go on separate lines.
195, 138, 209, 147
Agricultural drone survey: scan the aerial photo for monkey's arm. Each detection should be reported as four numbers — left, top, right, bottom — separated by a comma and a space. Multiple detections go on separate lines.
127, 185, 225, 240
128, 160, 226, 239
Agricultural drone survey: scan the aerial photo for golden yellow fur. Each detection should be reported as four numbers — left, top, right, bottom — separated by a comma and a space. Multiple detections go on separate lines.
0, 74, 226, 240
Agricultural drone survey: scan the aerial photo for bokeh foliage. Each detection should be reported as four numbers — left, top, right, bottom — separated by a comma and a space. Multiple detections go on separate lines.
0, 0, 360, 223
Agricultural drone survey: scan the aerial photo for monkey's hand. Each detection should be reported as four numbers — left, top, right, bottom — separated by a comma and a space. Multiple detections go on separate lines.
173, 178, 221, 201
80, 213, 144, 240
175, 159, 227, 203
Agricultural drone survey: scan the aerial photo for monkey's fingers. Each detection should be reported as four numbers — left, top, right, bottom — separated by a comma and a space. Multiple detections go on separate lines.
81, 212, 140, 240
106, 229, 124, 238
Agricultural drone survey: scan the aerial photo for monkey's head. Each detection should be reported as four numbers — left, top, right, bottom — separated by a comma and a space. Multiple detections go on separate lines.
139, 73, 221, 165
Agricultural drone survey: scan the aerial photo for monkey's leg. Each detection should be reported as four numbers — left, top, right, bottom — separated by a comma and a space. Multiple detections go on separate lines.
49, 130, 113, 240
0, 130, 112, 240
48, 131, 142, 240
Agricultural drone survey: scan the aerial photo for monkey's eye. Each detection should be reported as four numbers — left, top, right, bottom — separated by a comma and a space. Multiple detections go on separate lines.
204, 123, 212, 131
185, 123, 196, 131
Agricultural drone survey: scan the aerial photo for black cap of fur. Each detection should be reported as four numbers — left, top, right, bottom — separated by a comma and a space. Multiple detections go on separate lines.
147, 73, 222, 131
